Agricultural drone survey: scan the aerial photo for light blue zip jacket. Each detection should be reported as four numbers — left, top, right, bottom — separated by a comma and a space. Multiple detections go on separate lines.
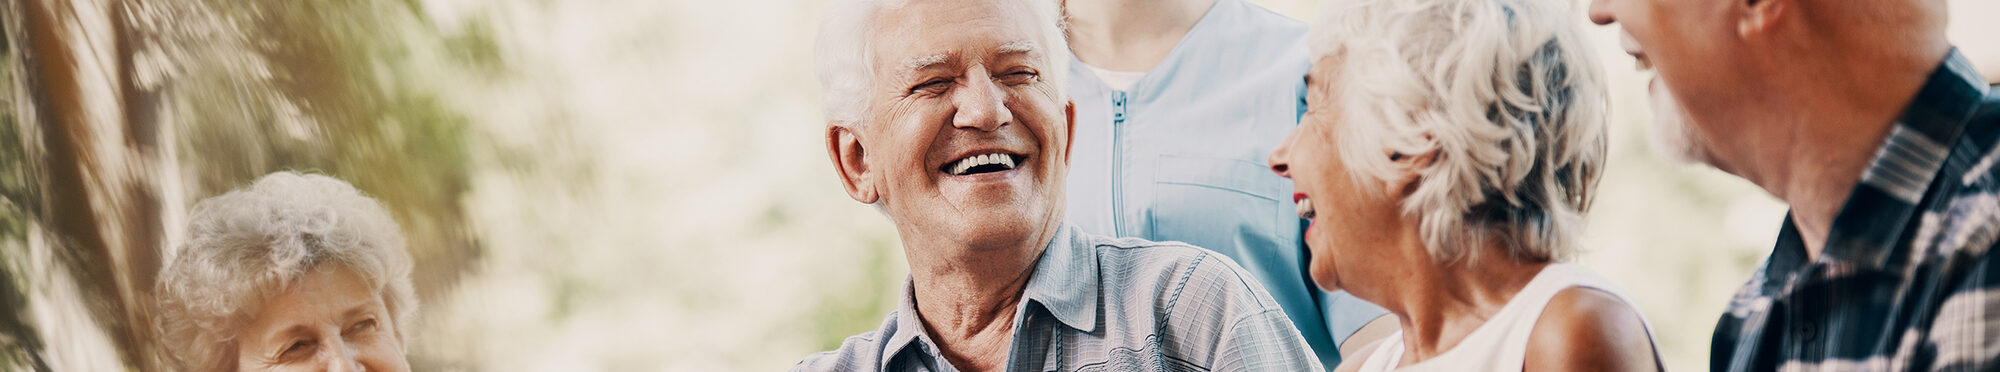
1062, 0, 1388, 369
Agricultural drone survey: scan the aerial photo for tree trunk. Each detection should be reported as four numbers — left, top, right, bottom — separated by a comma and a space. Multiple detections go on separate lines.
9, 0, 168, 369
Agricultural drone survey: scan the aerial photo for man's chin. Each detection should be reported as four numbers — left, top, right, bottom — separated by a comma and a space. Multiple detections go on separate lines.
1645, 85, 1718, 166
1649, 124, 1707, 165
952, 220, 1043, 252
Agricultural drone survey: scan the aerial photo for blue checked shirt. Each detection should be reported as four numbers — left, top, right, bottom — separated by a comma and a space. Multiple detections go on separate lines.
1711, 49, 2000, 371
793, 224, 1323, 371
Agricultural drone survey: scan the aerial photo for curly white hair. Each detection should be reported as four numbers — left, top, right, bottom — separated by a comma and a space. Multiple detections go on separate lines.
1307, 0, 1608, 264
153, 171, 416, 371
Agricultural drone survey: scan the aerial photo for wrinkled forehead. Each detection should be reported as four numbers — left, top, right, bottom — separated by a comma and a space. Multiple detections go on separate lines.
238, 265, 384, 341
867, 0, 1048, 76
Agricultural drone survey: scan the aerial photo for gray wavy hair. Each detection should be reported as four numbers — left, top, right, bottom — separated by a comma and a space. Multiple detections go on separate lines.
1307, 0, 1608, 263
153, 171, 417, 371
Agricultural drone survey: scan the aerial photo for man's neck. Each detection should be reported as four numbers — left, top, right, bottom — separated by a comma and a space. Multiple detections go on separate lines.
904, 236, 1048, 371
1062, 0, 1216, 72
1735, 44, 1950, 260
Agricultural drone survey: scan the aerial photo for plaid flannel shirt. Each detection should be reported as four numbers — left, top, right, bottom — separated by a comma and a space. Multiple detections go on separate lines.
1712, 49, 2000, 371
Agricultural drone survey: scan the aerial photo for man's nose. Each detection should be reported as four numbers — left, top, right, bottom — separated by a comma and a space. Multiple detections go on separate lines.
1586, 0, 1616, 25
952, 71, 1013, 131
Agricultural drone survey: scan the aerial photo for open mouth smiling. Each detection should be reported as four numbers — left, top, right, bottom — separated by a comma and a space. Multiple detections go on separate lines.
1294, 193, 1316, 219
940, 152, 1026, 176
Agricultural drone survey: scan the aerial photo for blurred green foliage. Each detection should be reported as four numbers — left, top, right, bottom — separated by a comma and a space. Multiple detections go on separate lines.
165, 0, 483, 302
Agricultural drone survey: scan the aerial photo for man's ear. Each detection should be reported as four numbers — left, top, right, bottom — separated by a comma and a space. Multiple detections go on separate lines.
1063, 100, 1076, 166
827, 122, 880, 204
1737, 0, 1788, 40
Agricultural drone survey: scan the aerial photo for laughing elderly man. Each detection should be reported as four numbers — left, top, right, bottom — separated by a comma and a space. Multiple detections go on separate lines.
792, 0, 1320, 370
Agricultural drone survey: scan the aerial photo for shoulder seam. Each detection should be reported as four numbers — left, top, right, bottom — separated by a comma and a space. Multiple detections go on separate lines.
1159, 251, 1209, 321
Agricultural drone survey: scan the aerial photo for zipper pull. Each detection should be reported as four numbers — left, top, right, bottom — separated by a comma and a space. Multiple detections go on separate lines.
1111, 92, 1127, 123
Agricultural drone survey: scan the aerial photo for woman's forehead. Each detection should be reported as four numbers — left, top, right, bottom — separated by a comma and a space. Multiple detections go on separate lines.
242, 266, 383, 335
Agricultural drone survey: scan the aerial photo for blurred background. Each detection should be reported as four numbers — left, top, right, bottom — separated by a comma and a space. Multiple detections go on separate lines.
0, 0, 1995, 371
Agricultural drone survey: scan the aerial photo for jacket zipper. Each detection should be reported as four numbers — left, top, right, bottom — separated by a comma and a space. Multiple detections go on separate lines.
1110, 91, 1128, 237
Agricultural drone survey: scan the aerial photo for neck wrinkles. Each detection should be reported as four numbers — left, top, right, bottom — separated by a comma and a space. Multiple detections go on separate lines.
1379, 243, 1548, 362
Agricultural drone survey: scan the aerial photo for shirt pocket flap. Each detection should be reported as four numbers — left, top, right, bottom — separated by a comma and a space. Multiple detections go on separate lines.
1153, 154, 1286, 202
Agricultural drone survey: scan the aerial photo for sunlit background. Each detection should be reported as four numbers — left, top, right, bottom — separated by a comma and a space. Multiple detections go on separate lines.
1, 0, 1996, 371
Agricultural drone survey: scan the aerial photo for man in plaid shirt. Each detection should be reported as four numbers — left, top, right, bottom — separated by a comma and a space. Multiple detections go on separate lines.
1586, 0, 2000, 370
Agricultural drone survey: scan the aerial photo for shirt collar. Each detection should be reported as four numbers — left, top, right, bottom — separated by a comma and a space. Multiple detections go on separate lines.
877, 224, 1100, 369
1020, 224, 1100, 333
1814, 48, 1990, 271
882, 280, 931, 371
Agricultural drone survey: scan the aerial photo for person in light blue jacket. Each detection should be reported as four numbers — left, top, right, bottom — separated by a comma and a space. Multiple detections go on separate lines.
1061, 0, 1392, 369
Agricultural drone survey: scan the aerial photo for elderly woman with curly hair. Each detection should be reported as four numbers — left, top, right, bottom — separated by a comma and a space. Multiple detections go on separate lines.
153, 172, 415, 371
1266, 0, 1663, 370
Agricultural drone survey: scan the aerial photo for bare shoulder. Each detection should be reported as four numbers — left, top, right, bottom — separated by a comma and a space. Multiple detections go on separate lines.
1524, 287, 1659, 372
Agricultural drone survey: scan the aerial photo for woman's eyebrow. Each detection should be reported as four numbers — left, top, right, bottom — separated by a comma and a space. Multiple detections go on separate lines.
340, 299, 380, 321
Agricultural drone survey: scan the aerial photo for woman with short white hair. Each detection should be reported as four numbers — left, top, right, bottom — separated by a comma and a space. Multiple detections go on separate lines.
1266, 0, 1662, 370
153, 172, 416, 371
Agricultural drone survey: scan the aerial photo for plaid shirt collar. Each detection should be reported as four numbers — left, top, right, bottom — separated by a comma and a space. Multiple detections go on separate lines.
879, 224, 1098, 370
1767, 48, 1991, 280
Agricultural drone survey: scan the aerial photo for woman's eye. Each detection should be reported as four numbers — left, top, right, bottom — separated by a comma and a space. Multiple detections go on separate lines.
347, 318, 378, 334
279, 340, 316, 361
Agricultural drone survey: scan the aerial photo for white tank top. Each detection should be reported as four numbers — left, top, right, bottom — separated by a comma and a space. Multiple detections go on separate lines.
1352, 263, 1662, 371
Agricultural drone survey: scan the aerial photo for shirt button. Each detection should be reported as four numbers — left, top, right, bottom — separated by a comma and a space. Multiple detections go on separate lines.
1797, 324, 1819, 342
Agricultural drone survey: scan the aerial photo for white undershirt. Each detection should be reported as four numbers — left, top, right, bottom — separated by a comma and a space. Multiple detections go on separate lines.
1085, 63, 1147, 92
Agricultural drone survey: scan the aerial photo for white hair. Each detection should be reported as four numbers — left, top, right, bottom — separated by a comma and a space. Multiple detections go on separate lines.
153, 171, 417, 371
813, 0, 1070, 127
1307, 0, 1608, 264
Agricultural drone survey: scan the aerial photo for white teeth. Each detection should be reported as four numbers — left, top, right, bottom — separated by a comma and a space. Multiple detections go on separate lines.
1295, 196, 1316, 219
948, 153, 1017, 175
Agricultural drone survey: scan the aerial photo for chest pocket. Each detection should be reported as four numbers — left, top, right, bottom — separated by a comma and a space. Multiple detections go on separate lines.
1148, 154, 1286, 251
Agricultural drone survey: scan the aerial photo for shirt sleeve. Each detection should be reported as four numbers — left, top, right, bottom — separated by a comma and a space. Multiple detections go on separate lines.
1928, 241, 2000, 371
1211, 308, 1328, 372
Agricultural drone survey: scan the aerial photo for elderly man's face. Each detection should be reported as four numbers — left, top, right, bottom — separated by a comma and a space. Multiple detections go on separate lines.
1588, 0, 1745, 166
829, 0, 1071, 251
233, 265, 408, 372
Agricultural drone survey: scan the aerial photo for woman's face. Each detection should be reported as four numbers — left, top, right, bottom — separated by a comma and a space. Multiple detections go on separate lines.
1267, 56, 1418, 297
233, 265, 408, 372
